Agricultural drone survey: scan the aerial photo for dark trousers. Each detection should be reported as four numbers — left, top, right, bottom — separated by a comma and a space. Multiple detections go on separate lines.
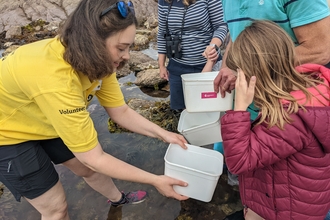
167, 59, 205, 110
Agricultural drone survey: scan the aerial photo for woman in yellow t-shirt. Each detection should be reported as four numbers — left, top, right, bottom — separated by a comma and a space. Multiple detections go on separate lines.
0, 0, 189, 218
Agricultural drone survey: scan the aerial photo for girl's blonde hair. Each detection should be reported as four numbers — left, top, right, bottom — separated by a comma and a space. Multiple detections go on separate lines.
226, 20, 328, 129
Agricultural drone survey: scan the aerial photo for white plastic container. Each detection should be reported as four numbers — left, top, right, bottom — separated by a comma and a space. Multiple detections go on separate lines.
181, 71, 234, 112
177, 110, 223, 146
164, 143, 223, 202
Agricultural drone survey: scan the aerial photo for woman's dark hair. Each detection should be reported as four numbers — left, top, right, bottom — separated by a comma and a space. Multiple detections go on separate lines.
58, 0, 138, 80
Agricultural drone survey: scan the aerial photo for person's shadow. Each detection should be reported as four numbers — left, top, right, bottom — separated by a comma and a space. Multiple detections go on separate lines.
107, 206, 123, 220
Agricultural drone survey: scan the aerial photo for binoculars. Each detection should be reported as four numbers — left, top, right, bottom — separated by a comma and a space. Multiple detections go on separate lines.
165, 35, 182, 59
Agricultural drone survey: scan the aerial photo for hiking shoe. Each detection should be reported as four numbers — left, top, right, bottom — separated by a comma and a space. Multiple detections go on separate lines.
108, 191, 147, 207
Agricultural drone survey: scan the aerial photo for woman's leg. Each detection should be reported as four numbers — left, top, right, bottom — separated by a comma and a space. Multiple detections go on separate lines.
26, 181, 69, 220
62, 157, 122, 202
39, 138, 123, 202
63, 157, 147, 206
0, 141, 69, 220
41, 138, 146, 205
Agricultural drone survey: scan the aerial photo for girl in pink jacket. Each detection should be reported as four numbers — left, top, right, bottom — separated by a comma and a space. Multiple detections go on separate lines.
221, 20, 330, 219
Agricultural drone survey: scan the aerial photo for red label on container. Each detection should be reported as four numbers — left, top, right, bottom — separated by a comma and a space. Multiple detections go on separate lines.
201, 92, 217, 99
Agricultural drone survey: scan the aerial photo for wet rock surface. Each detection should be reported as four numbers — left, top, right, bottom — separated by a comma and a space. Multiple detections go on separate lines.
0, 0, 158, 33
0, 184, 3, 198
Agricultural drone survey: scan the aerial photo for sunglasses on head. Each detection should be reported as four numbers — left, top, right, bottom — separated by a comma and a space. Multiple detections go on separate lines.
100, 1, 135, 19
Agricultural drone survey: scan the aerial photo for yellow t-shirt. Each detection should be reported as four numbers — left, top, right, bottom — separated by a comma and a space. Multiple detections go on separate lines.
0, 37, 125, 152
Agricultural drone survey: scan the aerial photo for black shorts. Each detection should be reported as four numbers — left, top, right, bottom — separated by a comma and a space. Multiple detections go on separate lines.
0, 138, 75, 202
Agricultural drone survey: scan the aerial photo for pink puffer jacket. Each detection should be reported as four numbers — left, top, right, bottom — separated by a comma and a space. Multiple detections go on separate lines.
221, 64, 330, 219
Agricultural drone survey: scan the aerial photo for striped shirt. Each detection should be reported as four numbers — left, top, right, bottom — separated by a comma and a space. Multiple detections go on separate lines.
157, 0, 228, 65
222, 0, 330, 44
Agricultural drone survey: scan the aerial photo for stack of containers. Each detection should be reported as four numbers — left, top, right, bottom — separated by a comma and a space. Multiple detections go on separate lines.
164, 71, 234, 202
178, 71, 233, 146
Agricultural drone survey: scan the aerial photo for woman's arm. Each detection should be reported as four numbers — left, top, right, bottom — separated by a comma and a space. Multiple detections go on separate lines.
73, 142, 189, 200
157, 0, 168, 56
104, 104, 187, 148
203, 0, 228, 61
158, 53, 169, 80
207, 0, 228, 47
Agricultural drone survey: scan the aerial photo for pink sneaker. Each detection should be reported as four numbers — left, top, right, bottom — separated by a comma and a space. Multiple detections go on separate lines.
108, 191, 147, 207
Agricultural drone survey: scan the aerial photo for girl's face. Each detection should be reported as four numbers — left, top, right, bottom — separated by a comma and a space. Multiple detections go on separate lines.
105, 24, 136, 71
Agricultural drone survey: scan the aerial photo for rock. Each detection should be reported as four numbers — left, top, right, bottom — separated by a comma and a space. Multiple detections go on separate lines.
44, 21, 61, 32
135, 69, 167, 88
161, 83, 170, 92
3, 42, 14, 48
0, 183, 3, 199
2, 45, 20, 57
134, 61, 159, 72
116, 51, 158, 78
130, 51, 155, 65
34, 25, 41, 31
144, 14, 158, 29
5, 26, 21, 39
108, 99, 180, 133
150, 27, 158, 41
128, 51, 158, 73
0, 0, 158, 33
132, 33, 150, 51
116, 64, 132, 79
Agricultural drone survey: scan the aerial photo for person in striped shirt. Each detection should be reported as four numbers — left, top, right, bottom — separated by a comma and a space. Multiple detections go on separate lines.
157, 0, 228, 111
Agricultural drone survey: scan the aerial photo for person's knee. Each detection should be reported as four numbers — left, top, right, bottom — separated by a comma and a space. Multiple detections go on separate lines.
26, 181, 69, 220
45, 201, 69, 220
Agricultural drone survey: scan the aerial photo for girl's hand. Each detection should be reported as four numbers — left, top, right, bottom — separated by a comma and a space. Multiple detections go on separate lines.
202, 45, 218, 61
153, 175, 189, 200
234, 69, 256, 111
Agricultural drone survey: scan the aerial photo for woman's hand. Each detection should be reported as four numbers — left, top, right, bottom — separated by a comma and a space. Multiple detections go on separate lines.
153, 175, 189, 200
159, 66, 169, 81
234, 69, 256, 111
214, 67, 237, 97
160, 130, 188, 149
